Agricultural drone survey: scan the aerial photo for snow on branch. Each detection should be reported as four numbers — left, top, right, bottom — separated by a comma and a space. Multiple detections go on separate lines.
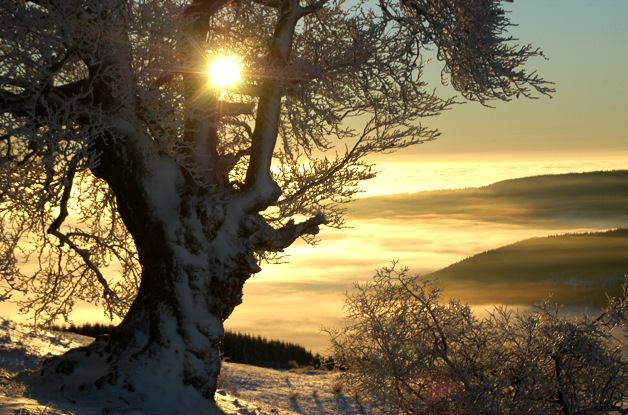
246, 212, 329, 252
242, 0, 310, 210
45, 157, 120, 318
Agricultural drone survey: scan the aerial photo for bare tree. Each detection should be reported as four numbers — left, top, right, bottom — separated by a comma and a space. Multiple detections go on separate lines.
328, 264, 628, 414
1, 0, 551, 411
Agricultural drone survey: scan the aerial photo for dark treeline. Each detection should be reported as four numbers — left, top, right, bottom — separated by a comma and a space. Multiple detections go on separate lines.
49, 322, 326, 369
220, 331, 321, 369
49, 322, 115, 338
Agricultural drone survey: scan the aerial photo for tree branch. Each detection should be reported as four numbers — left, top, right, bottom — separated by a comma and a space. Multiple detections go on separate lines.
247, 212, 328, 252
218, 101, 255, 117
46, 158, 120, 312
183, 0, 233, 18
0, 89, 34, 116
386, 0, 554, 103
242, 0, 307, 210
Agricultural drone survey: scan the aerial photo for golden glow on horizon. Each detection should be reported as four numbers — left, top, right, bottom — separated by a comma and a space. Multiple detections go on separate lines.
207, 56, 241, 88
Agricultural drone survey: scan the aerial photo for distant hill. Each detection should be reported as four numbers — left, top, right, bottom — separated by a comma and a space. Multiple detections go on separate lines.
428, 229, 628, 307
349, 170, 628, 228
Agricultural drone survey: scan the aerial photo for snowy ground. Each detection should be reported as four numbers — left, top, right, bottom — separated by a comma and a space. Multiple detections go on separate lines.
0, 318, 361, 415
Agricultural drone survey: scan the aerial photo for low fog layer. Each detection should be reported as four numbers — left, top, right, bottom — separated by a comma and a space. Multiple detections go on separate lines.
349, 170, 628, 228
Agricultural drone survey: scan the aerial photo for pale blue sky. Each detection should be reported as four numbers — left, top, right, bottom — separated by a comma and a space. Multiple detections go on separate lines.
396, 0, 628, 158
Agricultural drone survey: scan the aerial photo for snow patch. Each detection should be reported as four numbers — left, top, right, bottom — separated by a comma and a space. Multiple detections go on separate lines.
0, 318, 88, 372
0, 318, 363, 415
143, 153, 183, 229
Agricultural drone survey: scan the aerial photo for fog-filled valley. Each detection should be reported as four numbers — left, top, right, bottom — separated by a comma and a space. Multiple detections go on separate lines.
348, 170, 628, 306
429, 228, 628, 307
350, 170, 628, 228
223, 169, 628, 352
2, 170, 628, 414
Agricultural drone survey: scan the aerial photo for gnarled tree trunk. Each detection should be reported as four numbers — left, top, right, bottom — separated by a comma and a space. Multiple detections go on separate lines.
1, 0, 553, 412
20, 0, 327, 411
24, 116, 262, 412
24, 73, 324, 410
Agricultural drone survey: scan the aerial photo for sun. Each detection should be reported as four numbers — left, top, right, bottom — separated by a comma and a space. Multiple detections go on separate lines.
207, 56, 241, 88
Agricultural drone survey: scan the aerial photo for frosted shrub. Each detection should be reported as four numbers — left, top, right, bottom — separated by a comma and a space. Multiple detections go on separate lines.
329, 263, 628, 414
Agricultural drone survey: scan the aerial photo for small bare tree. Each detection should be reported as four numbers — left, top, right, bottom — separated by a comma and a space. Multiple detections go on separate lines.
329, 264, 628, 414
1, 0, 551, 411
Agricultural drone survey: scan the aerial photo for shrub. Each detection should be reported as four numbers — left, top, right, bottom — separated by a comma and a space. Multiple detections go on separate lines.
328, 263, 628, 414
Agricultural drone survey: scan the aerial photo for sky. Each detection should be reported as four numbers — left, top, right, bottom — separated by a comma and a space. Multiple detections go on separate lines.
388, 0, 628, 159
1, 1, 627, 353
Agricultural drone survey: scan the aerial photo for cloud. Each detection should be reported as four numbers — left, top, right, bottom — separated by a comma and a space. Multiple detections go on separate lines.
349, 171, 628, 228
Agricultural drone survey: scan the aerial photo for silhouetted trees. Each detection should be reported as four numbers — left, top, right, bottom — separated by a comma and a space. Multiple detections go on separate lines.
220, 332, 319, 369
51, 323, 115, 339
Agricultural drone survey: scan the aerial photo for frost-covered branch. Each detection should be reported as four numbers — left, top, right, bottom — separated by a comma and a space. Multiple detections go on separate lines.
330, 264, 627, 414
242, 0, 309, 210
246, 212, 328, 252
382, 0, 554, 104
46, 160, 119, 312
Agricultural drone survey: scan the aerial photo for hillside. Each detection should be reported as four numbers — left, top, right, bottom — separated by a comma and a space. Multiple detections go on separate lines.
349, 170, 628, 228
0, 319, 360, 415
50, 323, 321, 370
428, 229, 628, 307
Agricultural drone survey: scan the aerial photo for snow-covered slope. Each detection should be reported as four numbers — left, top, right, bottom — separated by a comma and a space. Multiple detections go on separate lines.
0, 318, 359, 415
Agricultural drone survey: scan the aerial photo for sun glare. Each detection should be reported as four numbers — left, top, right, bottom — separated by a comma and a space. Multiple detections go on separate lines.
208, 56, 241, 88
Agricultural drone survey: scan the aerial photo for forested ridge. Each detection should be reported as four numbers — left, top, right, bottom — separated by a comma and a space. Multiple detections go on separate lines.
219, 331, 320, 369
429, 228, 628, 306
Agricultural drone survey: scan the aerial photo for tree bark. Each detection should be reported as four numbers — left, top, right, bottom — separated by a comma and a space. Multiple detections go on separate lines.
26, 249, 246, 412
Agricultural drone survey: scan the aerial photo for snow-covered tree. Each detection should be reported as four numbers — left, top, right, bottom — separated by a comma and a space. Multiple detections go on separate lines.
1, 0, 551, 411
329, 264, 628, 414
